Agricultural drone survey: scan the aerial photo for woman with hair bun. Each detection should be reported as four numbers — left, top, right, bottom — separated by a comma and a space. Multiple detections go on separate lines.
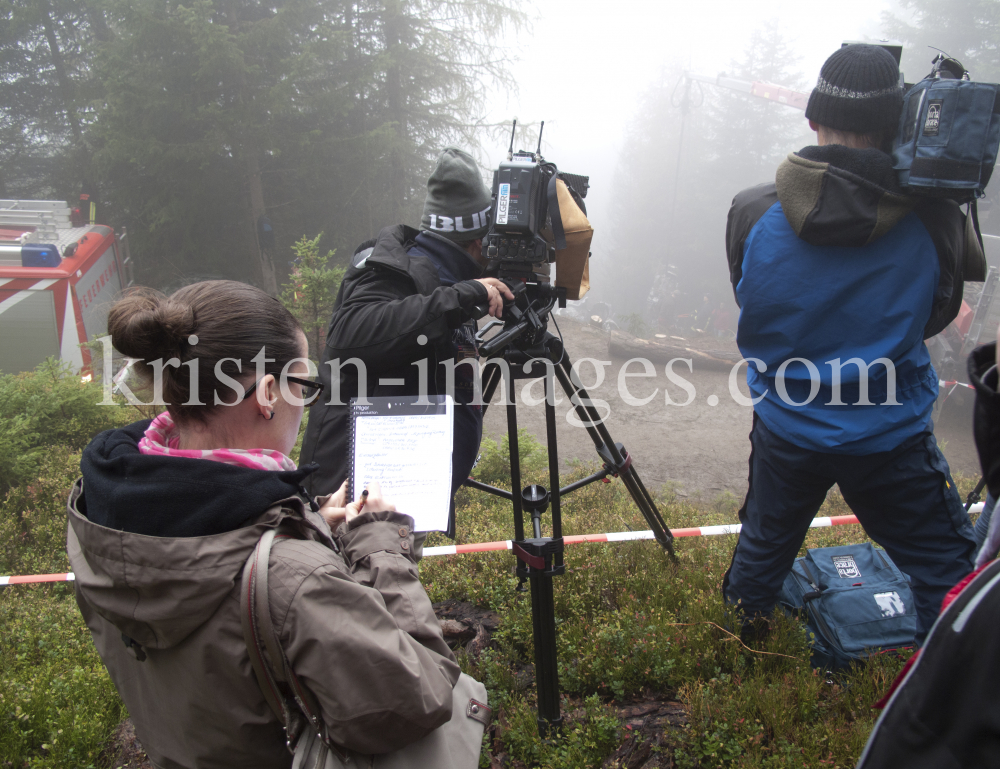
67, 280, 462, 768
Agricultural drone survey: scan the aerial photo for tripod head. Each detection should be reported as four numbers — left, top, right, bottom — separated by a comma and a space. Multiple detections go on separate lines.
476, 276, 567, 360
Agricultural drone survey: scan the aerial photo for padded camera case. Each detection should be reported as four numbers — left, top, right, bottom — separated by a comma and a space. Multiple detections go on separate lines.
893, 64, 1000, 203
778, 543, 916, 670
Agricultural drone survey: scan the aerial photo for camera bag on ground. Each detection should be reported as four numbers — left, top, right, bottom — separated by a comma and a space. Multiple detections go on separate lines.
240, 526, 491, 769
777, 543, 916, 671
893, 54, 1000, 278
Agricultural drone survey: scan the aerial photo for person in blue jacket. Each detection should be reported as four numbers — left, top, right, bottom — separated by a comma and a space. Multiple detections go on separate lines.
722, 44, 986, 644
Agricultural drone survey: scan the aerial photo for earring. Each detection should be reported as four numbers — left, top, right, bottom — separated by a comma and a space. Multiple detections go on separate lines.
268, 411, 275, 420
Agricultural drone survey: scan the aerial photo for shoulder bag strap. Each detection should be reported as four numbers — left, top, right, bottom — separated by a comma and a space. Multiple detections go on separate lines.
248, 523, 352, 764
253, 526, 290, 684
240, 528, 292, 724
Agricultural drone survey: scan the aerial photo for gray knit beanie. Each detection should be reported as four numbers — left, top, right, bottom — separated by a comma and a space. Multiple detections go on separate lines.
420, 148, 493, 242
805, 44, 904, 135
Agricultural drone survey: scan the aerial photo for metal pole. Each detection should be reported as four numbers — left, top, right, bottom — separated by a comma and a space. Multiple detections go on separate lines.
545, 373, 563, 567
530, 562, 561, 737
506, 358, 525, 543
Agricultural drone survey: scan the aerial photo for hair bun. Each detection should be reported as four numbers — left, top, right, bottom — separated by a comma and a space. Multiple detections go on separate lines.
156, 298, 197, 351
108, 288, 196, 360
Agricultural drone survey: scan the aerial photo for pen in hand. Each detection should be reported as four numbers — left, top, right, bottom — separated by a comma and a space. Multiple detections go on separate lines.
358, 488, 369, 513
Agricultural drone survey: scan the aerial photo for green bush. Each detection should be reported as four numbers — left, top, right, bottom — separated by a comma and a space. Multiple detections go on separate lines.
499, 694, 621, 769
0, 363, 132, 766
0, 588, 125, 768
0, 447, 82, 576
0, 418, 934, 768
279, 233, 345, 360
466, 428, 549, 489
0, 360, 129, 497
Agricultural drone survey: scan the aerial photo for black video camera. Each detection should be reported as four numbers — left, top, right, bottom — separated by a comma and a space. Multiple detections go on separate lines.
482, 121, 589, 271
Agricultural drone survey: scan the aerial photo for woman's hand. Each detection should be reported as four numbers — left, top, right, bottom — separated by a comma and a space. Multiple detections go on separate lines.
345, 481, 394, 525
318, 480, 349, 527
318, 480, 395, 528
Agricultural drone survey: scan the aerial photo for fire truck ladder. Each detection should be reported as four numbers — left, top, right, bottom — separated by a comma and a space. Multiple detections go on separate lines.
0, 200, 72, 244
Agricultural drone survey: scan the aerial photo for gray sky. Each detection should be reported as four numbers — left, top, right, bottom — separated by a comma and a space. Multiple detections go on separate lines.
481, 0, 901, 236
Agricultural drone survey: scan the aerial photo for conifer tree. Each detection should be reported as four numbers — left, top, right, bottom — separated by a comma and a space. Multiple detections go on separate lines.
279, 233, 344, 360
0, 0, 524, 292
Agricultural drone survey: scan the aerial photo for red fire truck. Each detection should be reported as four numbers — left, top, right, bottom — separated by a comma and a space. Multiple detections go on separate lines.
0, 200, 133, 375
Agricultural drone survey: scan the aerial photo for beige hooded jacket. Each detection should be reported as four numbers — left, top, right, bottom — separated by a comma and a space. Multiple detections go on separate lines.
67, 475, 459, 769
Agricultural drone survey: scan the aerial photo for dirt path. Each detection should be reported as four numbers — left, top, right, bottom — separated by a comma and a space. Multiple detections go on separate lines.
481, 319, 982, 500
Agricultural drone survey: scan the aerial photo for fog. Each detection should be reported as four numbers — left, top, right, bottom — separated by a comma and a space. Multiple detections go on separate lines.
479, 0, 900, 317
3, 0, 993, 314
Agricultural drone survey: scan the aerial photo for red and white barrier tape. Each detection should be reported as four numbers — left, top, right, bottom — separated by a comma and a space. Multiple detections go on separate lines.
0, 572, 76, 587
421, 514, 867, 556
940, 379, 974, 390
6, 507, 987, 586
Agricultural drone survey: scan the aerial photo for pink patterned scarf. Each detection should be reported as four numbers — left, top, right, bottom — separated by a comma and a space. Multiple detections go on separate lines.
138, 411, 298, 472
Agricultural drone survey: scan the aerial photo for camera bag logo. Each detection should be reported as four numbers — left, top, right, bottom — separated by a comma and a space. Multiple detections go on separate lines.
832, 555, 862, 579
923, 100, 943, 137
873, 591, 906, 618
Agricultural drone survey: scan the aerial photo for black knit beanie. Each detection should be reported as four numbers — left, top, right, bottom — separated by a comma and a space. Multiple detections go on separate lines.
420, 148, 493, 242
805, 44, 903, 135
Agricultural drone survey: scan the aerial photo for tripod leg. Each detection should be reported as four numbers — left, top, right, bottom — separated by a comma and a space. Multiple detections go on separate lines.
614, 465, 676, 556
552, 358, 609, 454
506, 366, 525, 543
480, 360, 504, 419
530, 567, 562, 737
554, 356, 676, 556
545, 373, 563, 567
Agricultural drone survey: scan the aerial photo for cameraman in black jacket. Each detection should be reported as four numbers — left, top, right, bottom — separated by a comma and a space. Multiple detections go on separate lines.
301, 148, 512, 536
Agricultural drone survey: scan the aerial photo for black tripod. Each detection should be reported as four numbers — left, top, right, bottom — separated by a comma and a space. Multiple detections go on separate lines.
463, 280, 675, 738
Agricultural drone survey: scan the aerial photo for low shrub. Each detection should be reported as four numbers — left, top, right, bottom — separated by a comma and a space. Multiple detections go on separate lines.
0, 446, 81, 577
0, 376, 976, 768
418, 432, 936, 767
0, 587, 125, 768
0, 360, 130, 497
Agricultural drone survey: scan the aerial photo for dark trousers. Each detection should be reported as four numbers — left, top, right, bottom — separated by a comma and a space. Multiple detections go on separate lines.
723, 415, 976, 642
446, 403, 483, 538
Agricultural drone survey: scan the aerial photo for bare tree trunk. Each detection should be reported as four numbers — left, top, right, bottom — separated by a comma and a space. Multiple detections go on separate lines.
216, 0, 277, 294
383, 0, 407, 224
243, 141, 278, 295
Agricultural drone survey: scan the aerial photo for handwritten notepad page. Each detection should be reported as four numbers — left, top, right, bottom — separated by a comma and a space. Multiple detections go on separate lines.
350, 395, 454, 532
